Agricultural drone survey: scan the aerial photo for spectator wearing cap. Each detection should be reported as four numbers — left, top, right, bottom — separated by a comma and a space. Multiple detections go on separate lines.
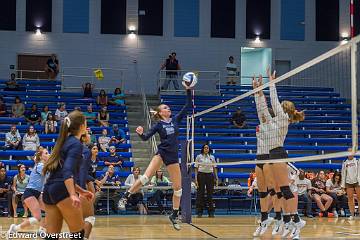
101, 146, 123, 172
4, 125, 21, 150
110, 124, 127, 145
230, 108, 247, 129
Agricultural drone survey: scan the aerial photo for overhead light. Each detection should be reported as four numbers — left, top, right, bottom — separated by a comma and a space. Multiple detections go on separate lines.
254, 36, 261, 44
128, 26, 137, 39
340, 32, 350, 45
35, 28, 42, 36
129, 26, 136, 31
243, 47, 255, 50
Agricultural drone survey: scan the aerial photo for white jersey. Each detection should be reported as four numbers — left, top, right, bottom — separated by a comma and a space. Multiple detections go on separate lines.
341, 158, 360, 188
288, 165, 298, 193
254, 94, 271, 155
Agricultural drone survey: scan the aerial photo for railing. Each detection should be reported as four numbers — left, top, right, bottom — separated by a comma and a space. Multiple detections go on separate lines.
16, 69, 47, 80
138, 71, 158, 155
61, 67, 126, 92
159, 70, 221, 95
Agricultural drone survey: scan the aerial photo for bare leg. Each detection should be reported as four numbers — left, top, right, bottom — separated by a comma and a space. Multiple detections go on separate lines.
166, 163, 182, 210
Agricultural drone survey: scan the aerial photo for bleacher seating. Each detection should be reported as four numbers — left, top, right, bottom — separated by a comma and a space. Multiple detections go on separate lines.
0, 78, 133, 182
161, 84, 354, 183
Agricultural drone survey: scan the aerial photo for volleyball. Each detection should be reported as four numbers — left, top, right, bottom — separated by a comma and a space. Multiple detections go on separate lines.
182, 72, 198, 88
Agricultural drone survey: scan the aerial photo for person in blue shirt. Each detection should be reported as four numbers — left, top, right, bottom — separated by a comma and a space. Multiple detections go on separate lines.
118, 86, 192, 230
8, 148, 49, 235
102, 146, 123, 172
42, 111, 93, 239
109, 124, 127, 145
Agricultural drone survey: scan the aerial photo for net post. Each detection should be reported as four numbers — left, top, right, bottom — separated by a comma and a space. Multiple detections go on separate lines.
351, 43, 358, 152
180, 140, 192, 224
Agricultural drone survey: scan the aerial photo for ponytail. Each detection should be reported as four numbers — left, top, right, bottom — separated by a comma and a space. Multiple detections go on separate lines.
42, 111, 86, 175
281, 100, 305, 123
150, 105, 164, 121
289, 110, 305, 123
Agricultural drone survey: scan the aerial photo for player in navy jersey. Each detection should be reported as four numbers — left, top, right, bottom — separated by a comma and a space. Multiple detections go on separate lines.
42, 111, 94, 240
118, 86, 192, 230
8, 148, 49, 236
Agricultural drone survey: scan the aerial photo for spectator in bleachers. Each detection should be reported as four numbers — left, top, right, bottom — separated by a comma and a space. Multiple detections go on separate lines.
226, 56, 238, 85
44, 113, 57, 134
160, 52, 181, 90
84, 104, 97, 125
41, 105, 51, 124
0, 96, 7, 116
98, 128, 111, 152
82, 82, 94, 98
11, 164, 29, 218
311, 171, 335, 217
110, 124, 127, 145
109, 88, 125, 106
94, 165, 121, 212
0, 166, 12, 216
96, 89, 108, 107
149, 169, 170, 213
11, 97, 25, 118
230, 108, 247, 129
98, 106, 109, 127
194, 144, 218, 218
296, 169, 313, 218
44, 54, 59, 80
89, 144, 100, 179
4, 125, 21, 150
326, 172, 346, 217
25, 104, 42, 125
5, 73, 20, 91
87, 128, 97, 145
341, 149, 360, 220
54, 103, 68, 122
22, 126, 40, 156
102, 146, 122, 171
124, 167, 147, 215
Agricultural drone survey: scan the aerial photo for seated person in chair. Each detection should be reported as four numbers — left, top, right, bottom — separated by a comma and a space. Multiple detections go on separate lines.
101, 146, 123, 172
0, 166, 13, 216
94, 165, 121, 212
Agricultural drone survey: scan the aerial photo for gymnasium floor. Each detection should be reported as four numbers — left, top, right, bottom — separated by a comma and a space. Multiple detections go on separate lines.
1, 216, 359, 239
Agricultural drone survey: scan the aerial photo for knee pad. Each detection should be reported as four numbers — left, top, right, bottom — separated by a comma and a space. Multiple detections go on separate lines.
84, 216, 95, 227
268, 188, 276, 196
280, 186, 294, 200
174, 188, 182, 197
71, 229, 85, 240
29, 217, 39, 226
259, 192, 268, 199
276, 192, 283, 199
140, 175, 149, 185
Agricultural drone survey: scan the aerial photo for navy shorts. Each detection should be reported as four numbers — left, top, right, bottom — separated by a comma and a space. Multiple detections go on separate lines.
23, 188, 41, 201
42, 182, 69, 205
269, 147, 288, 160
157, 150, 179, 166
256, 154, 270, 169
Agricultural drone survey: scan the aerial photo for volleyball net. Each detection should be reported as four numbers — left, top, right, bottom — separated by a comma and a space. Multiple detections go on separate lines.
185, 35, 360, 168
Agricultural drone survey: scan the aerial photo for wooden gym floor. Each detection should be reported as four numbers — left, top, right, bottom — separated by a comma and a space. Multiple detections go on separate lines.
0, 215, 359, 239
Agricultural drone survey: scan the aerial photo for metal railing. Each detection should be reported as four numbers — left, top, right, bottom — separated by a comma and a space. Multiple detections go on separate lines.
16, 69, 48, 80
159, 70, 221, 94
61, 67, 126, 92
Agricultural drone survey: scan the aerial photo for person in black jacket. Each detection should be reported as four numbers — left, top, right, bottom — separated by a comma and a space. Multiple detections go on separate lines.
160, 52, 181, 90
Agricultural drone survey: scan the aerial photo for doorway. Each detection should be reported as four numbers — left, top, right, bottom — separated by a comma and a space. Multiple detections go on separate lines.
240, 47, 272, 85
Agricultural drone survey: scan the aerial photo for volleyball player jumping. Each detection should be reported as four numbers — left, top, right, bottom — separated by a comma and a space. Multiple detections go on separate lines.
266, 68, 305, 239
42, 111, 94, 239
118, 86, 192, 230
8, 148, 49, 236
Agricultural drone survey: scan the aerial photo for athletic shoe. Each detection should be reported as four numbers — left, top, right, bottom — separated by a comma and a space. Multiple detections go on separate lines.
271, 219, 283, 235
7, 224, 17, 239
281, 222, 294, 238
117, 198, 127, 210
340, 209, 346, 217
253, 217, 273, 237
169, 215, 181, 231
333, 210, 338, 218
290, 219, 306, 238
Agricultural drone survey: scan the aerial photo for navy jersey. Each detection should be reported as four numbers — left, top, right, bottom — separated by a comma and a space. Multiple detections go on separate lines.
139, 90, 191, 153
46, 136, 84, 183
77, 147, 95, 189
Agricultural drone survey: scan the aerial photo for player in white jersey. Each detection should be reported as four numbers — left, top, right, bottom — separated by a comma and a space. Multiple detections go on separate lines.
265, 68, 305, 239
341, 148, 360, 220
